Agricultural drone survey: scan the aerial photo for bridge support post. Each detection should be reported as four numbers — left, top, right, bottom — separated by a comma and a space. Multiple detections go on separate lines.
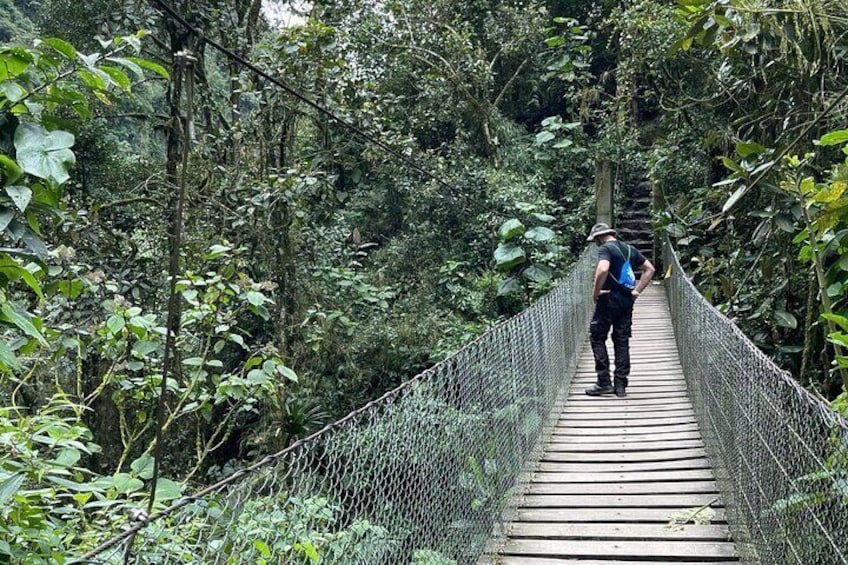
594, 159, 613, 225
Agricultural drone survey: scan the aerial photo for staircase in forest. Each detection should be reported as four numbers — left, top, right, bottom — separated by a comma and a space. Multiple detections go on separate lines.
615, 174, 654, 257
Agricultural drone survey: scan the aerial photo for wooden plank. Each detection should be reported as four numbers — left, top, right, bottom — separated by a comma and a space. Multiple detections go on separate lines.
531, 469, 716, 483
507, 522, 732, 540
553, 423, 700, 436
527, 481, 718, 495
520, 493, 722, 508
544, 439, 704, 452
543, 448, 707, 463
492, 558, 740, 565
547, 430, 703, 443
560, 405, 694, 415
501, 539, 737, 559
516, 507, 727, 523
538, 458, 712, 473
558, 409, 695, 421
566, 394, 691, 404
553, 416, 697, 428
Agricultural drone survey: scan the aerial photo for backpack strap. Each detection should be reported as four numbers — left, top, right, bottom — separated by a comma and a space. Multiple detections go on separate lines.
606, 241, 632, 288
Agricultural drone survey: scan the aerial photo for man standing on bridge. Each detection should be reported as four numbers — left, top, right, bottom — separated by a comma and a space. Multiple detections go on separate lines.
584, 222, 656, 398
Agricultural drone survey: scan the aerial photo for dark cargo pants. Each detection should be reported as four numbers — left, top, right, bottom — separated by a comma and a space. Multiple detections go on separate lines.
589, 291, 635, 387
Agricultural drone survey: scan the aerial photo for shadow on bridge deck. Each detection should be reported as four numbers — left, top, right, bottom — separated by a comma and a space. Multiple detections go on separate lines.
489, 283, 740, 565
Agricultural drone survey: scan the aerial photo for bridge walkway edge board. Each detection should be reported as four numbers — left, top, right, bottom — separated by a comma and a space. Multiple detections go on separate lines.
486, 283, 741, 564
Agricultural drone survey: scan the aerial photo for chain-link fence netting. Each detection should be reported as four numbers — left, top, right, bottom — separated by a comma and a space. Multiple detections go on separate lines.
74, 249, 594, 564
664, 239, 848, 565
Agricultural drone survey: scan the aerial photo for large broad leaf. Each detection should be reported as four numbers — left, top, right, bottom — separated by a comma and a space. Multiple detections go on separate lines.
130, 454, 155, 480
5, 185, 31, 212
154, 477, 183, 501
522, 264, 553, 283
774, 310, 797, 329
534, 131, 555, 145
524, 226, 556, 243
0, 340, 22, 373
818, 130, 848, 147
0, 81, 26, 103
496, 276, 521, 296
14, 122, 76, 184
1, 303, 46, 344
493, 243, 526, 271
497, 218, 525, 241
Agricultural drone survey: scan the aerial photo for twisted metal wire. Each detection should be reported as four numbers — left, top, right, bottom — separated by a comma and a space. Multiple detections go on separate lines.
664, 239, 848, 565
75, 249, 594, 564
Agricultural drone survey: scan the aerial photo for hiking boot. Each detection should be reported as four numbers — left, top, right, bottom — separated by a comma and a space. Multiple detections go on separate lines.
614, 377, 627, 398
585, 383, 614, 396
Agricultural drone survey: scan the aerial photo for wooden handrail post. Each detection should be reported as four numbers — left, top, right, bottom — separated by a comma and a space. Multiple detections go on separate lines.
595, 159, 613, 225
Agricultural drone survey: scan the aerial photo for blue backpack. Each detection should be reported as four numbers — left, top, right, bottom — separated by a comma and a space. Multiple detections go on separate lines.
609, 242, 636, 291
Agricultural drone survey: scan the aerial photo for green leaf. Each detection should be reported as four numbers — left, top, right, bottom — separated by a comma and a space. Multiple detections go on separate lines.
531, 213, 555, 223
534, 131, 555, 145
105, 57, 144, 76
245, 291, 266, 306
493, 243, 526, 271
5, 185, 32, 212
203, 244, 232, 260
497, 218, 525, 241
106, 314, 125, 334
127, 57, 170, 79
496, 276, 521, 296
14, 122, 76, 184
0, 81, 26, 103
817, 130, 848, 147
154, 477, 182, 501
54, 448, 82, 467
0, 473, 25, 505
0, 49, 32, 80
522, 264, 553, 283
822, 313, 848, 332
100, 65, 131, 92
0, 207, 12, 231
42, 38, 77, 60
132, 340, 159, 357
721, 157, 743, 174
524, 226, 556, 243
722, 183, 749, 213
112, 473, 144, 495
552, 138, 574, 149
0, 340, 22, 373
0, 155, 22, 183
182, 357, 204, 366
254, 540, 272, 559
130, 454, 155, 480
774, 310, 797, 329
1, 303, 46, 344
277, 364, 298, 382
735, 141, 766, 158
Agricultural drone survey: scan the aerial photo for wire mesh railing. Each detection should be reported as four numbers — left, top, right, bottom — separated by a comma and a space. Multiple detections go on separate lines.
664, 239, 848, 565
75, 248, 594, 564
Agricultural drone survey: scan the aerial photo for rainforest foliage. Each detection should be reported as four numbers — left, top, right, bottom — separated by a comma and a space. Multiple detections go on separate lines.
1, 0, 848, 561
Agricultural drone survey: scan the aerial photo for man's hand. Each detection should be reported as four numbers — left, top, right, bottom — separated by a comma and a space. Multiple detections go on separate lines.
594, 290, 610, 302
631, 289, 640, 298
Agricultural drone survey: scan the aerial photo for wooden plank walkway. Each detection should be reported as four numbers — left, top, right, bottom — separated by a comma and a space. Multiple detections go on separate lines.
492, 284, 739, 564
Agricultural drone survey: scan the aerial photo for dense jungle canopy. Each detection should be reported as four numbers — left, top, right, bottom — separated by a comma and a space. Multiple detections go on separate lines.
2, 0, 848, 561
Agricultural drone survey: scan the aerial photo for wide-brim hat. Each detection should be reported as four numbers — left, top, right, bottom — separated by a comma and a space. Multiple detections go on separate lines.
586, 222, 616, 241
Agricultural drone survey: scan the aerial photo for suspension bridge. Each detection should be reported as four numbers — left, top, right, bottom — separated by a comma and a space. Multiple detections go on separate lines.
73, 239, 848, 564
